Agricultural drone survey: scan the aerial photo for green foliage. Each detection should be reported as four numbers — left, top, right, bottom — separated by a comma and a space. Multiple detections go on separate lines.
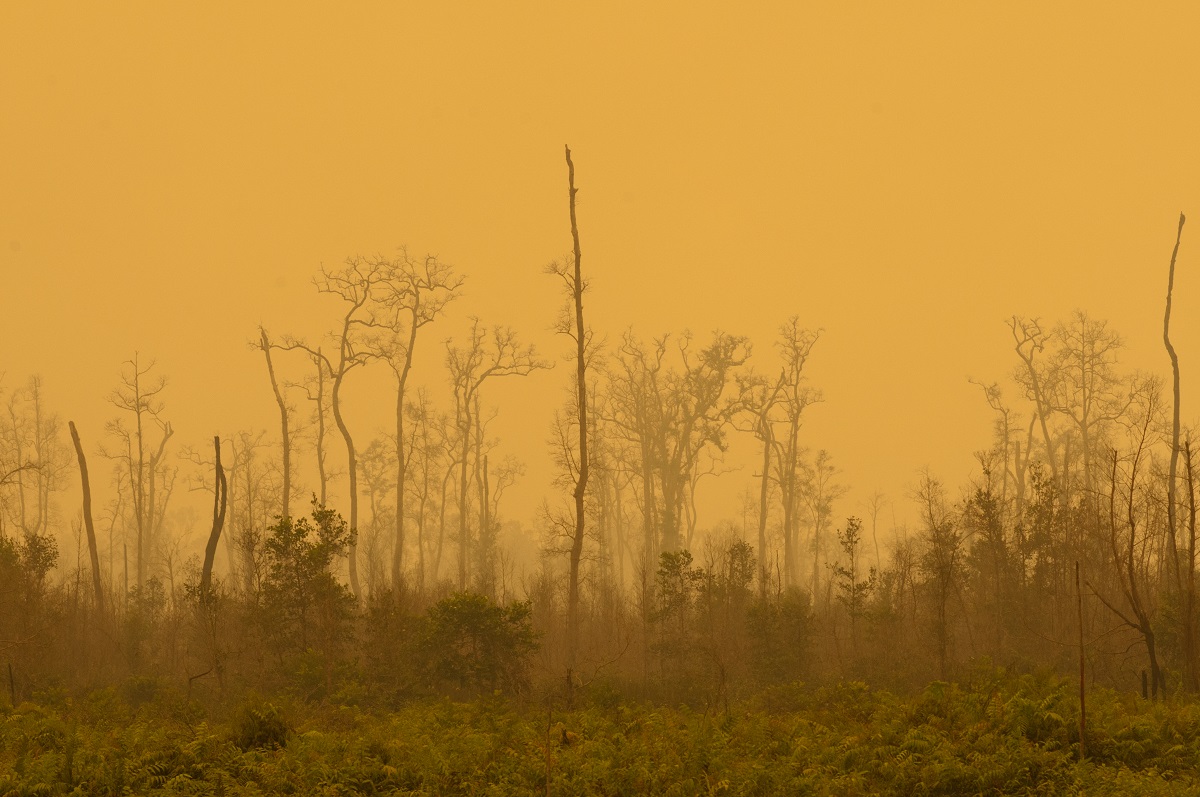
260, 499, 357, 660
0, 671, 1198, 794
831, 516, 876, 621
747, 587, 813, 687
233, 700, 290, 751
419, 592, 537, 696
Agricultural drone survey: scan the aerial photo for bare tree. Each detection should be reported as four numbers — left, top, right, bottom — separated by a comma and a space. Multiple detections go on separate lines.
1090, 384, 1167, 698
200, 436, 228, 596
770, 320, 821, 588
1162, 214, 1186, 585
1047, 311, 1134, 505
374, 250, 462, 591
103, 354, 173, 590
605, 333, 667, 568
284, 258, 389, 598
740, 369, 782, 597
446, 320, 548, 588
1010, 317, 1061, 491
2, 377, 70, 538
68, 421, 104, 614
405, 389, 440, 593
259, 328, 293, 521
802, 449, 846, 598
359, 436, 395, 597
546, 144, 592, 680
1183, 437, 1199, 691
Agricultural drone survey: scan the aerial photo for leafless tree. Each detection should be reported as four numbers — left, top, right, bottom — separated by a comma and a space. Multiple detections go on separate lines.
2, 376, 70, 537
103, 354, 174, 590
1047, 311, 1135, 506
1162, 214, 1186, 586
68, 421, 104, 614
769, 320, 821, 588
283, 257, 390, 598
259, 328, 293, 521
446, 320, 548, 588
1090, 384, 1167, 698
200, 436, 228, 596
547, 144, 593, 681
1010, 317, 1062, 492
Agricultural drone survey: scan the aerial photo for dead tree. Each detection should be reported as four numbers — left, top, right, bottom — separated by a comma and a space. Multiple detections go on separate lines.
259, 328, 292, 520
200, 436, 228, 595
1184, 437, 1199, 691
68, 422, 104, 614
375, 250, 461, 591
547, 144, 592, 679
771, 320, 821, 588
1163, 213, 1186, 586
1090, 393, 1166, 699
284, 258, 388, 598
1010, 317, 1061, 491
104, 354, 173, 590
446, 321, 547, 588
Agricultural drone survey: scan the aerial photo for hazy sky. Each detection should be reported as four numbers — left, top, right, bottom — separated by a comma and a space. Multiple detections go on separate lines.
3, 4, 1200, 547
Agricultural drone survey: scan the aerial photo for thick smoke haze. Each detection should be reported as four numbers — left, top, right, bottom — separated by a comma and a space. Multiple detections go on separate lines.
6, 5, 1200, 794
4, 5, 1199, 559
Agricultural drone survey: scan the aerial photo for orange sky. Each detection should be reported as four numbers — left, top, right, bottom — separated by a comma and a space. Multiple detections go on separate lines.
3, 4, 1200, 557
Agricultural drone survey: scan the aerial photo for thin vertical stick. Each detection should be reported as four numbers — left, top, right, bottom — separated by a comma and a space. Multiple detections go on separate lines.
1076, 561, 1086, 760
545, 695, 553, 797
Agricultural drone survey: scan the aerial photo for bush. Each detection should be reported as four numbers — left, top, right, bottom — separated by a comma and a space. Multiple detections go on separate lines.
233, 700, 289, 750
420, 592, 537, 696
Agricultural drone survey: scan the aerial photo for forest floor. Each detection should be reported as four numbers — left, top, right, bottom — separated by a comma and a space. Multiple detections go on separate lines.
0, 671, 1197, 795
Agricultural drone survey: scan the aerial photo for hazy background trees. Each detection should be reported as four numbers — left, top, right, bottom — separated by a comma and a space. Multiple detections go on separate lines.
0, 174, 1195, 718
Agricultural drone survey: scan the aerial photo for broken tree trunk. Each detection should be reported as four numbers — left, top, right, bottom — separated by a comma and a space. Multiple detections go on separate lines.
565, 144, 590, 686
68, 422, 105, 615
200, 435, 228, 596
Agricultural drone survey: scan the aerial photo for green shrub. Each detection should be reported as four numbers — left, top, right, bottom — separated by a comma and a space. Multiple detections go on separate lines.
233, 700, 289, 750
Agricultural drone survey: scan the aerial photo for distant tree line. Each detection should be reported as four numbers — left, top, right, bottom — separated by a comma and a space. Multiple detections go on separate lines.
0, 163, 1193, 712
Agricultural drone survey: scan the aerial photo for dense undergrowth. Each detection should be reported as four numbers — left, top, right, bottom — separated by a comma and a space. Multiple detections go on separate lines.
0, 669, 1198, 795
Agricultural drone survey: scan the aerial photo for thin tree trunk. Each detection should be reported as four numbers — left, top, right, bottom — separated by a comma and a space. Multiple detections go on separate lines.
392, 324, 419, 591
394, 374, 407, 590
1184, 438, 1198, 691
260, 329, 291, 520
68, 422, 105, 615
458, 408, 472, 589
315, 351, 329, 505
1076, 561, 1086, 760
200, 436, 228, 595
1164, 213, 1186, 587
565, 144, 590, 679
331, 372, 361, 598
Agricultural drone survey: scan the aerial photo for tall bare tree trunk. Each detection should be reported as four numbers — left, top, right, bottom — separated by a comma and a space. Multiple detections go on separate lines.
331, 373, 361, 598
315, 351, 329, 505
565, 144, 590, 678
458, 405, 473, 589
68, 422, 104, 614
1164, 213, 1186, 586
1184, 439, 1199, 691
260, 329, 291, 520
200, 436, 228, 595
1076, 561, 1086, 760
394, 372, 407, 590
